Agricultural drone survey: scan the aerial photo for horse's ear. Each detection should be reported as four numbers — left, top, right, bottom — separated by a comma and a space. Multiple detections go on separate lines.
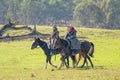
34, 36, 38, 40
34, 35, 39, 39
38, 37, 40, 40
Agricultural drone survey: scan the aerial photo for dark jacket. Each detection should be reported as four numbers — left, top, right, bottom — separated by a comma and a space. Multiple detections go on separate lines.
51, 29, 59, 39
48, 28, 61, 49
64, 30, 81, 49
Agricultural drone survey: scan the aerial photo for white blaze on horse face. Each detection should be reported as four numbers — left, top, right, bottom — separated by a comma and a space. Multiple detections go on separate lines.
31, 43, 34, 49
31, 41, 37, 49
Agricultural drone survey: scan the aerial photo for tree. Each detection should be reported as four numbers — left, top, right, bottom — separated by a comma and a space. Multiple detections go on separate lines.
104, 0, 120, 29
0, 0, 8, 23
0, 0, 120, 29
73, 1, 105, 27
44, 0, 75, 25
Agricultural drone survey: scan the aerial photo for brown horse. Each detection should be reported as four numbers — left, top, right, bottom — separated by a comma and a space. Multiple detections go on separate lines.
59, 38, 94, 69
76, 44, 94, 67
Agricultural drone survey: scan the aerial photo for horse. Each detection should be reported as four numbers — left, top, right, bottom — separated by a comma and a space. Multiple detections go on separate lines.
59, 38, 94, 68
31, 38, 75, 69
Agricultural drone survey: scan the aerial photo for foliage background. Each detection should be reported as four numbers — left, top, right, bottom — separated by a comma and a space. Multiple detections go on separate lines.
0, 0, 120, 29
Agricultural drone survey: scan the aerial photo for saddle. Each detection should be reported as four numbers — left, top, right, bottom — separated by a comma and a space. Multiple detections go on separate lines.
66, 39, 81, 50
48, 38, 62, 49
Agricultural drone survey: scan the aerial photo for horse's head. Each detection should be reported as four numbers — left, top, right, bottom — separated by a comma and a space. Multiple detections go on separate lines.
31, 37, 39, 50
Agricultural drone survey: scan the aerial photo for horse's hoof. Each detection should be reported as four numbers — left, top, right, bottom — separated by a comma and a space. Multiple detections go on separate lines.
92, 66, 94, 68
80, 66, 84, 68
73, 66, 75, 68
67, 66, 70, 68
57, 66, 62, 70
51, 69, 55, 71
66, 66, 69, 69
55, 66, 57, 68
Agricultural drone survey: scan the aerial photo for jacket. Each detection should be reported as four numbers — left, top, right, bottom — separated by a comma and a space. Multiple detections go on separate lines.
48, 29, 61, 49
64, 30, 81, 49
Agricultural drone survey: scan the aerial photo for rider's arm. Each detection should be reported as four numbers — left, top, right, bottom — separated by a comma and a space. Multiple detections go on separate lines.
69, 30, 76, 39
64, 32, 70, 39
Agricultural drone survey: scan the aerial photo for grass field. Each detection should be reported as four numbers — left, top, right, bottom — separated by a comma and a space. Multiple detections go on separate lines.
0, 26, 120, 80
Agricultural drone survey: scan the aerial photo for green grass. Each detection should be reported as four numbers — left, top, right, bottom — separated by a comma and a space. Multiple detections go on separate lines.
0, 25, 120, 80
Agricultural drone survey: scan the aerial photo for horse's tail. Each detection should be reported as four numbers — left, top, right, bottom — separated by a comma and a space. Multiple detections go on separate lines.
89, 42, 94, 57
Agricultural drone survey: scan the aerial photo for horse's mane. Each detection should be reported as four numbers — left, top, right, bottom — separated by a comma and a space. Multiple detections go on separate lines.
37, 38, 50, 55
37, 38, 48, 48
37, 38, 46, 43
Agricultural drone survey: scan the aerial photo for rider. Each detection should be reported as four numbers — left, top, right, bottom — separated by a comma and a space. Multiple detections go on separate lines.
64, 26, 81, 55
48, 25, 60, 55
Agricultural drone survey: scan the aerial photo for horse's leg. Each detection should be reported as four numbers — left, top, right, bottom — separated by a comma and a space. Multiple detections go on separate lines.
86, 59, 88, 67
70, 55, 77, 68
58, 62, 64, 70
65, 63, 69, 69
64, 56, 69, 69
58, 56, 70, 69
48, 56, 57, 68
81, 54, 87, 68
64, 60, 69, 69
78, 52, 88, 67
66, 57, 70, 68
58, 56, 65, 69
45, 56, 49, 69
76, 53, 82, 66
86, 55, 94, 68
81, 53, 88, 66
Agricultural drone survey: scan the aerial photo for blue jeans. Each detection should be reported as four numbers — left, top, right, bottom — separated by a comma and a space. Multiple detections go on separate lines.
50, 49, 55, 55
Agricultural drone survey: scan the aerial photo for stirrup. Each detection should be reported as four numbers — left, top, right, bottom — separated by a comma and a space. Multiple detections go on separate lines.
50, 52, 53, 55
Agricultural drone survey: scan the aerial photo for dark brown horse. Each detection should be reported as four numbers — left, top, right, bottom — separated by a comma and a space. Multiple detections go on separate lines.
59, 38, 94, 69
